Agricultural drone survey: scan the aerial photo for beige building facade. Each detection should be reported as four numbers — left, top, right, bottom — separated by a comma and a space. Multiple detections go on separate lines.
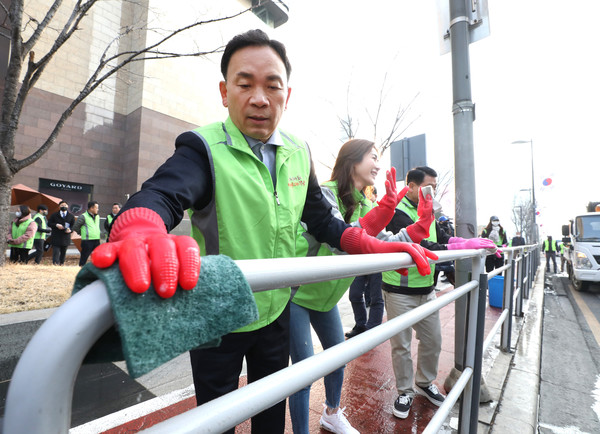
3, 0, 288, 217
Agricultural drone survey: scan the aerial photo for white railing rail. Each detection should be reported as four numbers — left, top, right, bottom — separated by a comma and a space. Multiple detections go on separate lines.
2, 245, 540, 434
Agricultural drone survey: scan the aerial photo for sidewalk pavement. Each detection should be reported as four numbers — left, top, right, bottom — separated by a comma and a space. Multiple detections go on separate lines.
67, 266, 544, 433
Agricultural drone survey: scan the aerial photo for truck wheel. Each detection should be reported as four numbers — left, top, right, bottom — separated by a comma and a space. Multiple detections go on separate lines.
572, 274, 589, 292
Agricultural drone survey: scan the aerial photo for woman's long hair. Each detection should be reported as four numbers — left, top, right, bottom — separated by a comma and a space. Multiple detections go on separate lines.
330, 139, 376, 223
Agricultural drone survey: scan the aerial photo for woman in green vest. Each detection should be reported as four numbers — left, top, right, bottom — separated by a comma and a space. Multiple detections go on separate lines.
289, 139, 434, 434
7, 205, 38, 263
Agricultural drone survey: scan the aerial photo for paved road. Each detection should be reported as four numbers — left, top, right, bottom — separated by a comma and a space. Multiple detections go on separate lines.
539, 272, 600, 433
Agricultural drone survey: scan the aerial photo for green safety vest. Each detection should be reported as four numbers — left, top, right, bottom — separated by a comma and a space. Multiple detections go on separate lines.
188, 117, 310, 332
9, 218, 35, 249
34, 214, 48, 240
81, 212, 101, 240
382, 197, 436, 288
292, 181, 373, 312
106, 214, 114, 226
544, 239, 557, 252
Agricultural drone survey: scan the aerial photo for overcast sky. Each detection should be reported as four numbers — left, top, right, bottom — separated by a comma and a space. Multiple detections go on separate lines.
272, 0, 600, 238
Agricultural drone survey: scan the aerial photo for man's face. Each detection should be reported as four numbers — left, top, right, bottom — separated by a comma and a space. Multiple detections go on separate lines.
407, 175, 437, 203
112, 205, 121, 215
219, 45, 291, 143
89, 204, 99, 215
60, 203, 68, 212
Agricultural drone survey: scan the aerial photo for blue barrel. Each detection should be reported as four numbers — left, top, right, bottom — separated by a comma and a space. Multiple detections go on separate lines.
488, 276, 504, 308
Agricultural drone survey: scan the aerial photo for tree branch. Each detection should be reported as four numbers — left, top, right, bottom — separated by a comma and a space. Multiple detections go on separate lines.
11, 6, 253, 172
21, 0, 65, 56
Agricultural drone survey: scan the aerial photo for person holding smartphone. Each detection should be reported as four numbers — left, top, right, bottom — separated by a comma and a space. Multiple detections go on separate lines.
382, 166, 499, 420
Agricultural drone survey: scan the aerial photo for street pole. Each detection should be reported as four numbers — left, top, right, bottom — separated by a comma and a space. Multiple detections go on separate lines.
529, 139, 538, 243
513, 139, 537, 242
449, 0, 476, 375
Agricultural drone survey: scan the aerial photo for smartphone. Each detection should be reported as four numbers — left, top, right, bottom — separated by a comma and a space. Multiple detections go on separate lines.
421, 185, 434, 198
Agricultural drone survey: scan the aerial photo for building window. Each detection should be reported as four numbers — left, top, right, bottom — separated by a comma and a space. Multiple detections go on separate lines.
251, 0, 289, 28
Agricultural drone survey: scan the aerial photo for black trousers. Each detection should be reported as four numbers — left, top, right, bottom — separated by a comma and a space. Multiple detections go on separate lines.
52, 245, 67, 265
546, 251, 557, 272
10, 247, 28, 263
485, 254, 504, 273
27, 239, 45, 264
189, 303, 290, 434
79, 239, 100, 266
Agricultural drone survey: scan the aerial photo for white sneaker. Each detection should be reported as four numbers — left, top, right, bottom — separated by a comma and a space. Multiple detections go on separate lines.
319, 404, 360, 434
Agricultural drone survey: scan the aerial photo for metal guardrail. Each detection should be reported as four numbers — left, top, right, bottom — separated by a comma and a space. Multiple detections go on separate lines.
2, 245, 540, 434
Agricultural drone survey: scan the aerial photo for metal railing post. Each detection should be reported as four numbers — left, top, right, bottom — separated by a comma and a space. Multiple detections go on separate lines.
523, 250, 529, 299
459, 254, 484, 434
500, 250, 515, 352
516, 252, 525, 317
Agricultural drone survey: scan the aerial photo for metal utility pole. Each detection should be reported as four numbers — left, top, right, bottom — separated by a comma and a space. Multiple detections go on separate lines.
449, 0, 477, 375
512, 139, 537, 242
530, 139, 538, 243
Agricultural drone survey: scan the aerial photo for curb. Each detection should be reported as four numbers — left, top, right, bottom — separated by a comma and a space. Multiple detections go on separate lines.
490, 266, 544, 433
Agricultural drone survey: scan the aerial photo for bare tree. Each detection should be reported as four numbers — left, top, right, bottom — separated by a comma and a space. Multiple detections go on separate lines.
512, 195, 535, 242
335, 73, 419, 154
435, 169, 453, 206
0, 0, 252, 266
339, 82, 357, 141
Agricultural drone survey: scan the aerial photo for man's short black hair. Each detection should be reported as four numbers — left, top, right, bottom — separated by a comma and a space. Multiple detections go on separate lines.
221, 29, 292, 81
87, 201, 98, 209
112, 202, 122, 207
406, 166, 438, 185
37, 204, 48, 211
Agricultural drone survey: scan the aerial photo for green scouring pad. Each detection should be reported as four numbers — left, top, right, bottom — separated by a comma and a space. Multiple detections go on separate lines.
72, 254, 258, 378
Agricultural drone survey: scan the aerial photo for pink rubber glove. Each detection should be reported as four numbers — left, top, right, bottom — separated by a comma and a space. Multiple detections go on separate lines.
447, 237, 502, 258
405, 187, 434, 243
91, 208, 201, 298
360, 167, 408, 236
448, 237, 467, 244
340, 226, 438, 276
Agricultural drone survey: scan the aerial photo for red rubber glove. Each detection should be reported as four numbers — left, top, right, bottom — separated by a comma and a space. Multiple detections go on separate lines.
359, 168, 408, 236
405, 187, 434, 243
340, 226, 438, 276
91, 208, 201, 298
447, 237, 502, 258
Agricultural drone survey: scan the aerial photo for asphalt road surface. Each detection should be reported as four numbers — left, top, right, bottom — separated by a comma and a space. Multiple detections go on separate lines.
539, 271, 600, 433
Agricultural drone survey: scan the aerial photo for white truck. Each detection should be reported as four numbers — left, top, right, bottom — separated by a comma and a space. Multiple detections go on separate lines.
562, 201, 600, 291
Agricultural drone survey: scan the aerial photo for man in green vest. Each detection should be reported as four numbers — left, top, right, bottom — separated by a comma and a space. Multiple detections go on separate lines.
383, 166, 499, 420
7, 205, 38, 263
91, 30, 436, 433
559, 240, 568, 273
104, 202, 121, 241
27, 204, 51, 264
73, 201, 101, 266
544, 235, 558, 273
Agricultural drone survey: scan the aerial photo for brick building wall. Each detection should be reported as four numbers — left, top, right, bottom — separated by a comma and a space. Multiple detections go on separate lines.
7, 0, 268, 217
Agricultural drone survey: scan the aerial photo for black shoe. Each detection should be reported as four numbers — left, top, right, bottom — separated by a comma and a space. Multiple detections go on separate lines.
345, 325, 366, 339
393, 394, 413, 419
415, 384, 445, 406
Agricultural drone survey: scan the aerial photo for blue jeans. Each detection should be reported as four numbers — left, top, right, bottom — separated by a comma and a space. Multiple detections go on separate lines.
348, 273, 383, 329
289, 302, 345, 434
